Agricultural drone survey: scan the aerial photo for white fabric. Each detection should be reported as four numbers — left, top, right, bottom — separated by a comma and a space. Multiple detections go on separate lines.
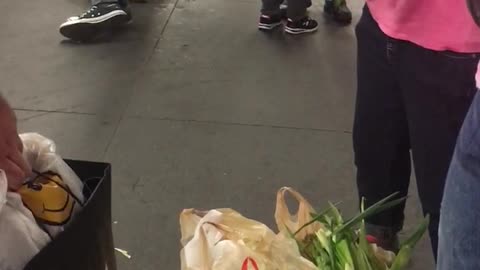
0, 170, 50, 270
476, 61, 480, 89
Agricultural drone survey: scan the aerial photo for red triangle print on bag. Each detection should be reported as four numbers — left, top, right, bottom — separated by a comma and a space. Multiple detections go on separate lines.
241, 257, 259, 270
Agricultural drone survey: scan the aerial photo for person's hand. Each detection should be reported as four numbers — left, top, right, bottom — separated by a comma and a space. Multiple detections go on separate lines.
0, 98, 31, 190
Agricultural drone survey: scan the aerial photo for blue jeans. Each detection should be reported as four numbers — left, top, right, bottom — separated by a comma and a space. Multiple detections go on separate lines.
91, 0, 128, 8
437, 91, 480, 269
261, 0, 311, 20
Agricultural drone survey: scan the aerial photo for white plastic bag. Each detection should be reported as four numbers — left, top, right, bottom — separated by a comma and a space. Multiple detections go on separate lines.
0, 133, 85, 269
180, 208, 317, 270
0, 170, 51, 270
20, 133, 84, 202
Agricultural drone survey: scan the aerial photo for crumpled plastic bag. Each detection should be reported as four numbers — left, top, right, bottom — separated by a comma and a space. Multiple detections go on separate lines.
274, 187, 324, 241
180, 208, 317, 270
20, 133, 84, 237
180, 187, 396, 270
0, 170, 51, 270
21, 133, 84, 202
0, 133, 85, 269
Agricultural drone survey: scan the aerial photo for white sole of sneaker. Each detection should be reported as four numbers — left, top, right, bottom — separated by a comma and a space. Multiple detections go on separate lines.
60, 10, 127, 28
59, 10, 129, 41
284, 26, 318, 35
258, 22, 282, 30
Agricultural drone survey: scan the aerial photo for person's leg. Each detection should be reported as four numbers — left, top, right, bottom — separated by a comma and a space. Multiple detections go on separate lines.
91, 0, 128, 8
354, 5, 410, 250
285, 0, 309, 20
324, 0, 352, 24
279, 0, 311, 9
91, 0, 111, 5
283, 0, 318, 34
261, 0, 283, 16
258, 0, 284, 30
259, 0, 317, 34
398, 45, 479, 258
437, 91, 480, 270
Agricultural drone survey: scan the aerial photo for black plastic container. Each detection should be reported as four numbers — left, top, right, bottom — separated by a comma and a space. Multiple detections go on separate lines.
24, 160, 116, 270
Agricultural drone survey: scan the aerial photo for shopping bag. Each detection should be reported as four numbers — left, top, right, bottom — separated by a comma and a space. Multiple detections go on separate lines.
180, 208, 317, 270
274, 187, 324, 241
24, 160, 116, 270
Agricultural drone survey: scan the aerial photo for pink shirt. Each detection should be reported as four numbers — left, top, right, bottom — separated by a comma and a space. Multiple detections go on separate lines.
367, 0, 480, 53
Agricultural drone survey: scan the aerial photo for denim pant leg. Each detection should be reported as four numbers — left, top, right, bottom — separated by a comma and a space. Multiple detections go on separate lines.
261, 0, 309, 19
437, 91, 480, 270
91, 0, 128, 8
261, 0, 283, 16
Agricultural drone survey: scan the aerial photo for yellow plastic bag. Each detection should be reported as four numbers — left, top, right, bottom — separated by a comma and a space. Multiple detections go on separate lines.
274, 187, 324, 241
179, 208, 317, 270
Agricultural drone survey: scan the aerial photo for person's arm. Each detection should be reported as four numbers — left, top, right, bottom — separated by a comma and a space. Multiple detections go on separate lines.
0, 95, 31, 190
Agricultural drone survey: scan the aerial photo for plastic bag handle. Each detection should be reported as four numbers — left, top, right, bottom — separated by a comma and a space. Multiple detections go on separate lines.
241, 257, 259, 270
275, 187, 319, 240
276, 187, 310, 216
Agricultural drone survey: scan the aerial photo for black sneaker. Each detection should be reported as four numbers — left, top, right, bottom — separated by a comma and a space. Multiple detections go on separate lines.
285, 17, 318, 35
258, 14, 283, 31
59, 3, 130, 41
324, 0, 352, 24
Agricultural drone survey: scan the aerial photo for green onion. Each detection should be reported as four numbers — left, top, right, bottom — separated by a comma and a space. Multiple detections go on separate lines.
293, 194, 429, 270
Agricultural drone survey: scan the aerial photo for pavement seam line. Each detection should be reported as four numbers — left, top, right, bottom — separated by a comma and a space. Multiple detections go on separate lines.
13, 108, 97, 116
151, 0, 180, 53
126, 115, 353, 134
100, 0, 181, 159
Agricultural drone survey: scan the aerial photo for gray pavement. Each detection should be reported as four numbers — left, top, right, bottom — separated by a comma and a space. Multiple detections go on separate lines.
2, 0, 434, 269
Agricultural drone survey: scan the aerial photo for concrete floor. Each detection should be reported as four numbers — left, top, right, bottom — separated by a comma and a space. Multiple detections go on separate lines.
2, 0, 434, 269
